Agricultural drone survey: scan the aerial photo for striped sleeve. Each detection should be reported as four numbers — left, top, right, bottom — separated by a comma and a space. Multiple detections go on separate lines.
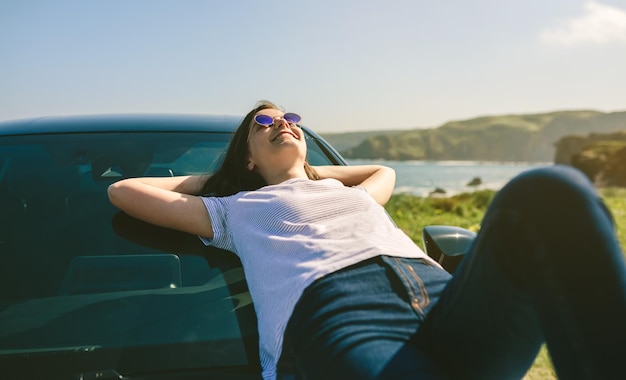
198, 196, 236, 253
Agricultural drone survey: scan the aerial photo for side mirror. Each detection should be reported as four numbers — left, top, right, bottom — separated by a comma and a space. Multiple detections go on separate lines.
422, 225, 477, 274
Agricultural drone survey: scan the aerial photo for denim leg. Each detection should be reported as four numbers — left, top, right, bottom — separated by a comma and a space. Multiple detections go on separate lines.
418, 165, 626, 379
282, 256, 451, 380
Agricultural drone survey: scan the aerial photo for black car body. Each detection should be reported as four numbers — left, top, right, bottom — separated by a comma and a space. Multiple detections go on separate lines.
0, 114, 346, 379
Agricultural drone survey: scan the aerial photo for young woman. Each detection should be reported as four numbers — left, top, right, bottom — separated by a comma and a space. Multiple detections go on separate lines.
108, 101, 625, 380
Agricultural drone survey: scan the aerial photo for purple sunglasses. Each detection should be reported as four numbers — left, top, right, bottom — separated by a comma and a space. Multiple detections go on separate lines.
254, 112, 301, 127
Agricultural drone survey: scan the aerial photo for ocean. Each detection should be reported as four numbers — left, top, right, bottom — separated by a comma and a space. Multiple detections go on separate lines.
347, 159, 548, 197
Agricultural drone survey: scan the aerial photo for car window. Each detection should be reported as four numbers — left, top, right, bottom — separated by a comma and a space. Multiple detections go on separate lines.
0, 129, 339, 377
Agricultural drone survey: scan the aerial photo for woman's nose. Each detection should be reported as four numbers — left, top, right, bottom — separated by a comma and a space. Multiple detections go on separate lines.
273, 117, 290, 128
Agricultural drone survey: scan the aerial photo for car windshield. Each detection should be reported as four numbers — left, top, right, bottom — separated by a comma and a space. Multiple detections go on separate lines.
0, 129, 338, 377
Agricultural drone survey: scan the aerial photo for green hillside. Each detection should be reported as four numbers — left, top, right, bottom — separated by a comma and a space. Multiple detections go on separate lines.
335, 110, 626, 162
319, 130, 406, 152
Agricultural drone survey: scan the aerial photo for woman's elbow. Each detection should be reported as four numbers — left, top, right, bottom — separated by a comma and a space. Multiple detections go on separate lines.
107, 180, 129, 209
383, 166, 396, 183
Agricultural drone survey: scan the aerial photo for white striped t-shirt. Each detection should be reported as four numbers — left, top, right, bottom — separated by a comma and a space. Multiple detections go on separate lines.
200, 177, 430, 380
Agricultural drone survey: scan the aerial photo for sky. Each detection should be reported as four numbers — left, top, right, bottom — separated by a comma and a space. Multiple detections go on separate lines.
1, 0, 625, 132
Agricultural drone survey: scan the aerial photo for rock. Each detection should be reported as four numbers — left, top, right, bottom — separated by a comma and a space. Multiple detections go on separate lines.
467, 177, 482, 187
554, 131, 626, 165
429, 187, 447, 197
571, 149, 605, 181
596, 146, 626, 187
571, 141, 626, 187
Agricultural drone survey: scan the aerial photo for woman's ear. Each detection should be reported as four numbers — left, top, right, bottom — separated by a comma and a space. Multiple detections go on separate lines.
247, 160, 255, 171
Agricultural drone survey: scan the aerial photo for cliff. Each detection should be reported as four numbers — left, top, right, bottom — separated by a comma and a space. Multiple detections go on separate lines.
555, 131, 626, 187
333, 110, 626, 162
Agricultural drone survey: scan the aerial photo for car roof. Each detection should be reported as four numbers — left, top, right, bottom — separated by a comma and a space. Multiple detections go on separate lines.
0, 114, 242, 136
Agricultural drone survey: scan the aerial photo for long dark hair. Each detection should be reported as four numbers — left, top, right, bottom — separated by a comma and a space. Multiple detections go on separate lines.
201, 100, 319, 196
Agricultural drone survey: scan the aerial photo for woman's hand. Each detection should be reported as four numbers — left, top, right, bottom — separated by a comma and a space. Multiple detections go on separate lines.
107, 176, 214, 239
313, 165, 396, 205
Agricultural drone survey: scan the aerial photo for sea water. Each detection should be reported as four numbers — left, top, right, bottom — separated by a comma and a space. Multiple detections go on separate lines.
347, 159, 547, 197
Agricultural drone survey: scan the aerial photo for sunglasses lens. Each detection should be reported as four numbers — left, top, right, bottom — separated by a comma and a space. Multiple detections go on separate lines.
254, 113, 301, 127
283, 113, 301, 124
254, 114, 274, 126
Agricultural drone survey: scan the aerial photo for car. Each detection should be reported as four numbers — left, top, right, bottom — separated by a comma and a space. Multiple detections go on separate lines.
0, 114, 348, 380
0, 113, 474, 380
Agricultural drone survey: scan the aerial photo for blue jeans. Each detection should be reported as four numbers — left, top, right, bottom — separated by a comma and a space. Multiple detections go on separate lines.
280, 165, 626, 380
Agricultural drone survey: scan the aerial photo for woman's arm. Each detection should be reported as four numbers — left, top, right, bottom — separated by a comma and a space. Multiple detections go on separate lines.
107, 175, 214, 239
313, 165, 396, 205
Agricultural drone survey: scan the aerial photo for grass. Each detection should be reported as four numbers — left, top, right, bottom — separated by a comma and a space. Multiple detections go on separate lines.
384, 187, 626, 379
602, 187, 626, 249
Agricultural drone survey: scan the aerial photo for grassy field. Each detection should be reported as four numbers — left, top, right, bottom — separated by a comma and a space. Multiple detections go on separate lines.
384, 187, 626, 379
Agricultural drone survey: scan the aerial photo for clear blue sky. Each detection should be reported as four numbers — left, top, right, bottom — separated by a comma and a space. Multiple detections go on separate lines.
1, 0, 625, 132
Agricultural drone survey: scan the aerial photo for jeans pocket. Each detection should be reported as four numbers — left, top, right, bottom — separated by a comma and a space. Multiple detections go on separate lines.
382, 256, 451, 319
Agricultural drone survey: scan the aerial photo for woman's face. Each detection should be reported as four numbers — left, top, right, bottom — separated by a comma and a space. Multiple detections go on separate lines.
246, 108, 307, 175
